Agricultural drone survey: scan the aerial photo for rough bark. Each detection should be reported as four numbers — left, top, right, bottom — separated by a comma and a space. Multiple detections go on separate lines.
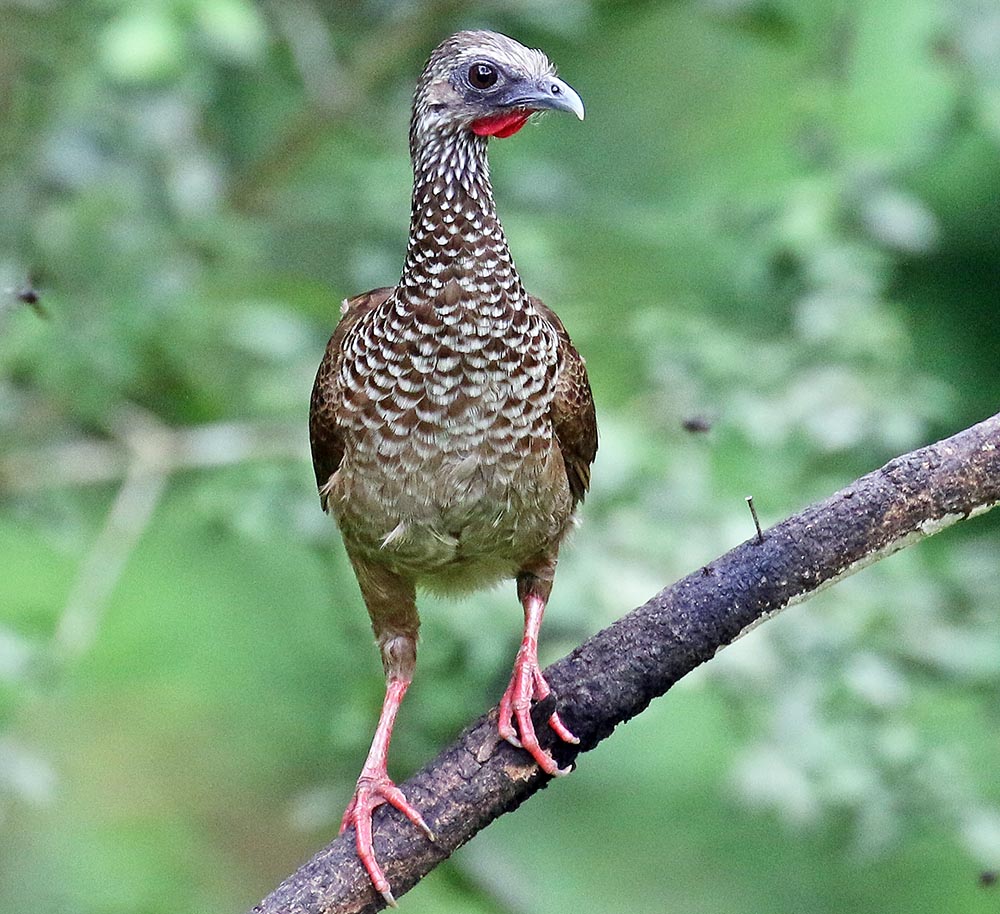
251, 412, 1000, 914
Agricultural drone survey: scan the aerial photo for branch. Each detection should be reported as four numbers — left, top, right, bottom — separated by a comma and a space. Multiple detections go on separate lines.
229, 0, 465, 211
0, 409, 303, 669
251, 413, 1000, 914
0, 417, 303, 491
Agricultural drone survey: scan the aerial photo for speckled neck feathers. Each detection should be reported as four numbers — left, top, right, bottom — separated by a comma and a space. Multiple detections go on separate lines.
399, 127, 525, 318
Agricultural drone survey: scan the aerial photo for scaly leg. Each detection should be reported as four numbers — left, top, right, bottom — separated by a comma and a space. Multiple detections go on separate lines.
340, 651, 432, 906
498, 572, 579, 775
341, 559, 431, 906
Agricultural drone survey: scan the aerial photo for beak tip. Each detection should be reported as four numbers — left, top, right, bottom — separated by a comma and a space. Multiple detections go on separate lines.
547, 76, 585, 122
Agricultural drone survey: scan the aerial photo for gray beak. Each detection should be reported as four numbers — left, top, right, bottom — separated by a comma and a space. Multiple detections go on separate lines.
502, 75, 586, 120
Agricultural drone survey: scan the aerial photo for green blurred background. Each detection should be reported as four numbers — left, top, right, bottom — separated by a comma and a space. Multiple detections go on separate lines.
2, 1, 999, 912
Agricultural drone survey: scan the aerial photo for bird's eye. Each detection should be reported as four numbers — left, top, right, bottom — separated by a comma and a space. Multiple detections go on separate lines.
468, 62, 498, 89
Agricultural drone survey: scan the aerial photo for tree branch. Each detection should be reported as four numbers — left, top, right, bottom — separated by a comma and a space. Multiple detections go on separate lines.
0, 417, 303, 491
251, 412, 1000, 914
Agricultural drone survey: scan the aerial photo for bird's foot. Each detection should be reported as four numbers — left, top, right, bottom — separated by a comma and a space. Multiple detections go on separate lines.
498, 652, 579, 776
340, 773, 434, 907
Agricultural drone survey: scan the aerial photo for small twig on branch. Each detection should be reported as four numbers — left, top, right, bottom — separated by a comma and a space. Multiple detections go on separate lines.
251, 413, 1000, 914
746, 494, 764, 543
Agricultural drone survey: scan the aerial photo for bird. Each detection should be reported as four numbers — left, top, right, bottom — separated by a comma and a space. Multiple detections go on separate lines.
309, 30, 597, 906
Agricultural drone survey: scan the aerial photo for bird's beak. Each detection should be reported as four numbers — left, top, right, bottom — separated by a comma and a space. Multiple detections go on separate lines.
503, 76, 585, 121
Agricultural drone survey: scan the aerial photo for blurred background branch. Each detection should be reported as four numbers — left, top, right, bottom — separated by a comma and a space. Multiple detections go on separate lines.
0, 415, 302, 491
229, 0, 466, 211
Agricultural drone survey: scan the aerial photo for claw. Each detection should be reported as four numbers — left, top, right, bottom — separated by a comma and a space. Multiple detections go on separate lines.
340, 774, 433, 905
547, 709, 580, 745
499, 587, 579, 774
498, 648, 577, 775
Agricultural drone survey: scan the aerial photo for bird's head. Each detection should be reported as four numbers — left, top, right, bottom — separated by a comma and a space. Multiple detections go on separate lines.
410, 30, 584, 151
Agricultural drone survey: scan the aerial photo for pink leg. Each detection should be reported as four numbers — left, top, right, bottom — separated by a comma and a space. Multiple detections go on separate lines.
498, 589, 579, 776
340, 669, 433, 907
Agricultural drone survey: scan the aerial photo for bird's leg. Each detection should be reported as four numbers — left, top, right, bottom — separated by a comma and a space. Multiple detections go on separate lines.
498, 570, 580, 776
341, 560, 431, 907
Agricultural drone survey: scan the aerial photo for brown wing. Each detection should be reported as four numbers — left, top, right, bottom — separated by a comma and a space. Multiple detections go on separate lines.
529, 295, 598, 506
309, 287, 393, 506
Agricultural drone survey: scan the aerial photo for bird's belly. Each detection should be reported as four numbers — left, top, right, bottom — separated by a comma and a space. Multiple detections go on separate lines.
330, 429, 572, 590
330, 323, 572, 584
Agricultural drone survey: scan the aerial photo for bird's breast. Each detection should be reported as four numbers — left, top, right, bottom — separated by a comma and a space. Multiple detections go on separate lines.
341, 297, 557, 465
330, 296, 571, 576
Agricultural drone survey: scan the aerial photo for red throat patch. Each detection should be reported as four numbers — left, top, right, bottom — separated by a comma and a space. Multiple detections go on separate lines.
470, 110, 534, 138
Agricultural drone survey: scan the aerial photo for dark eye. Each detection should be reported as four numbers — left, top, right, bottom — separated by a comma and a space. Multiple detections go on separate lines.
468, 62, 498, 89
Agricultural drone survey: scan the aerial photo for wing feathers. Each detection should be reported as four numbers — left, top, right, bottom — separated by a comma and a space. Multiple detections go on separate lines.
309, 287, 393, 504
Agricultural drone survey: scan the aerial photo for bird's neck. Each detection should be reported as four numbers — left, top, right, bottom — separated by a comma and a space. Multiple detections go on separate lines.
398, 129, 524, 310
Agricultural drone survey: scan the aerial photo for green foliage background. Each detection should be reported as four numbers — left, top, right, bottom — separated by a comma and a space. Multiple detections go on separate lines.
2, 1, 999, 912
